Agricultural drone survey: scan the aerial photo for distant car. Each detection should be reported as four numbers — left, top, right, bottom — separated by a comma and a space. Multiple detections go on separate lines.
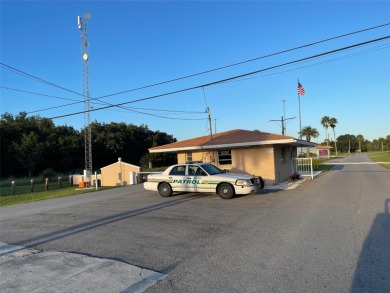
144, 163, 264, 199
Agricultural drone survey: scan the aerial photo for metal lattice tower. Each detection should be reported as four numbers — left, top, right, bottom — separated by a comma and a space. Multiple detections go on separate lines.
78, 13, 92, 185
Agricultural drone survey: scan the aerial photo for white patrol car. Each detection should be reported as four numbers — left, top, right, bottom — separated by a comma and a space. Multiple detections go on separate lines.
144, 163, 264, 199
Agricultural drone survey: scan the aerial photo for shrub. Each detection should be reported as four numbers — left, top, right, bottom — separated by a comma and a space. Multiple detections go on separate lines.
40, 168, 56, 179
288, 173, 300, 182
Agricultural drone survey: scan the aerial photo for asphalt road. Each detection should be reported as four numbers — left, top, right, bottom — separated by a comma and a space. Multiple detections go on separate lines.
1, 154, 389, 292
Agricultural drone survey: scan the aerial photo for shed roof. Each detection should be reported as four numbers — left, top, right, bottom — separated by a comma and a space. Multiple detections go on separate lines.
314, 145, 333, 149
149, 129, 315, 153
100, 160, 141, 170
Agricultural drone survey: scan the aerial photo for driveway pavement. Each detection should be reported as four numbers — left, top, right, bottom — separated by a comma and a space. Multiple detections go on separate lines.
0, 181, 298, 293
1, 154, 389, 292
0, 186, 168, 293
0, 242, 165, 293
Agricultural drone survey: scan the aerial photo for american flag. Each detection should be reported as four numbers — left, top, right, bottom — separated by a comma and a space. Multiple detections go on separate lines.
298, 82, 305, 95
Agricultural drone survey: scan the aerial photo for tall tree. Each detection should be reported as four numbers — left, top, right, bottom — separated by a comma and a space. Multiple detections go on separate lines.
356, 134, 364, 153
320, 116, 331, 145
12, 132, 44, 177
378, 138, 385, 152
337, 134, 358, 153
299, 126, 319, 157
1, 112, 176, 177
299, 126, 319, 142
1, 112, 62, 177
329, 117, 338, 155
89, 121, 177, 171
386, 135, 390, 151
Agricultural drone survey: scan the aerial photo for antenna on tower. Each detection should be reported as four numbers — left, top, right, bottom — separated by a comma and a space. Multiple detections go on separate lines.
78, 13, 92, 187
268, 99, 296, 135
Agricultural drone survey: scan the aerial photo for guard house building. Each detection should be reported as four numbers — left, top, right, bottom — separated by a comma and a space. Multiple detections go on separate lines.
148, 129, 315, 185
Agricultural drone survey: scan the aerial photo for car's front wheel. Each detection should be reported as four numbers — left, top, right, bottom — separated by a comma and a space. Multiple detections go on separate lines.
217, 183, 234, 199
158, 182, 172, 197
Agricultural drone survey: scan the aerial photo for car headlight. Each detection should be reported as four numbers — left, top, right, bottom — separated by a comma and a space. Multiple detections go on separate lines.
235, 179, 252, 186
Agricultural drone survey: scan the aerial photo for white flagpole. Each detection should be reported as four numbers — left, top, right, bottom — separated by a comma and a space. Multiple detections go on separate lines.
298, 79, 302, 140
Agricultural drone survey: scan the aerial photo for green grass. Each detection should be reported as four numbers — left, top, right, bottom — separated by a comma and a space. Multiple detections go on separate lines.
0, 186, 113, 206
1, 181, 71, 196
312, 158, 333, 172
366, 151, 390, 169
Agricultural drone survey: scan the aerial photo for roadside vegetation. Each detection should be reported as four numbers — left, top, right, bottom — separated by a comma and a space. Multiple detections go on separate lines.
313, 158, 333, 172
366, 151, 390, 169
0, 184, 114, 206
1, 112, 177, 179
0, 176, 71, 196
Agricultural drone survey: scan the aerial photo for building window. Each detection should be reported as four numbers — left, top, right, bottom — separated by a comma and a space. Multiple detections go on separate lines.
218, 150, 232, 165
186, 152, 192, 163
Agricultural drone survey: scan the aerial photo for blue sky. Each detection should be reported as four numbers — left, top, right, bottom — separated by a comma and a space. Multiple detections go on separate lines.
1, 1, 389, 142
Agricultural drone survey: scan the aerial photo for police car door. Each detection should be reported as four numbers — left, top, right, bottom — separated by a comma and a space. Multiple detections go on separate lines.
187, 165, 210, 193
168, 165, 187, 192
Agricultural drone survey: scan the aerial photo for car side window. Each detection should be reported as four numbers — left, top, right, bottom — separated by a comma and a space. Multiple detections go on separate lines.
169, 166, 186, 176
188, 165, 197, 176
188, 165, 207, 176
195, 168, 207, 176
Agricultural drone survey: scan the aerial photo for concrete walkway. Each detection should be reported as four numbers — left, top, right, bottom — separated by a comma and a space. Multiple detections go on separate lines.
0, 242, 165, 293
263, 178, 306, 190
263, 171, 322, 191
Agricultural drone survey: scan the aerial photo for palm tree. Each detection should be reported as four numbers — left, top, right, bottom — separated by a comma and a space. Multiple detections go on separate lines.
299, 126, 319, 157
329, 117, 338, 155
299, 126, 319, 142
357, 134, 364, 153
320, 116, 331, 145
378, 138, 385, 152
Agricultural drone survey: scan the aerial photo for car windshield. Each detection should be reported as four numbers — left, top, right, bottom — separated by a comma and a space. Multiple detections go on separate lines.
201, 164, 224, 175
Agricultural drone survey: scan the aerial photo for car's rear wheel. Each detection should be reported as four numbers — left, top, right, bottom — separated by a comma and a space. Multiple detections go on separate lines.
217, 183, 234, 199
158, 182, 172, 197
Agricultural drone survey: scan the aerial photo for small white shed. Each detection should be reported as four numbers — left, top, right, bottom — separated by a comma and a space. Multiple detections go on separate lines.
100, 158, 141, 186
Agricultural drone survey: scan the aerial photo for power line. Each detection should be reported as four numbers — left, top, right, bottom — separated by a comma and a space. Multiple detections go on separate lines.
0, 86, 206, 116
1, 35, 388, 126
117, 106, 207, 120
0, 66, 206, 114
0, 86, 112, 115
121, 106, 205, 114
0, 63, 83, 97
5, 41, 388, 119
46, 36, 389, 120
93, 22, 390, 100
2, 23, 389, 114
222, 43, 390, 84
0, 86, 82, 102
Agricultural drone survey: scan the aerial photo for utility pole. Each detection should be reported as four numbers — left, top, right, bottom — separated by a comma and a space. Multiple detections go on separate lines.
78, 13, 92, 187
214, 119, 217, 134
282, 99, 287, 134
206, 107, 213, 140
268, 116, 296, 136
269, 99, 295, 135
